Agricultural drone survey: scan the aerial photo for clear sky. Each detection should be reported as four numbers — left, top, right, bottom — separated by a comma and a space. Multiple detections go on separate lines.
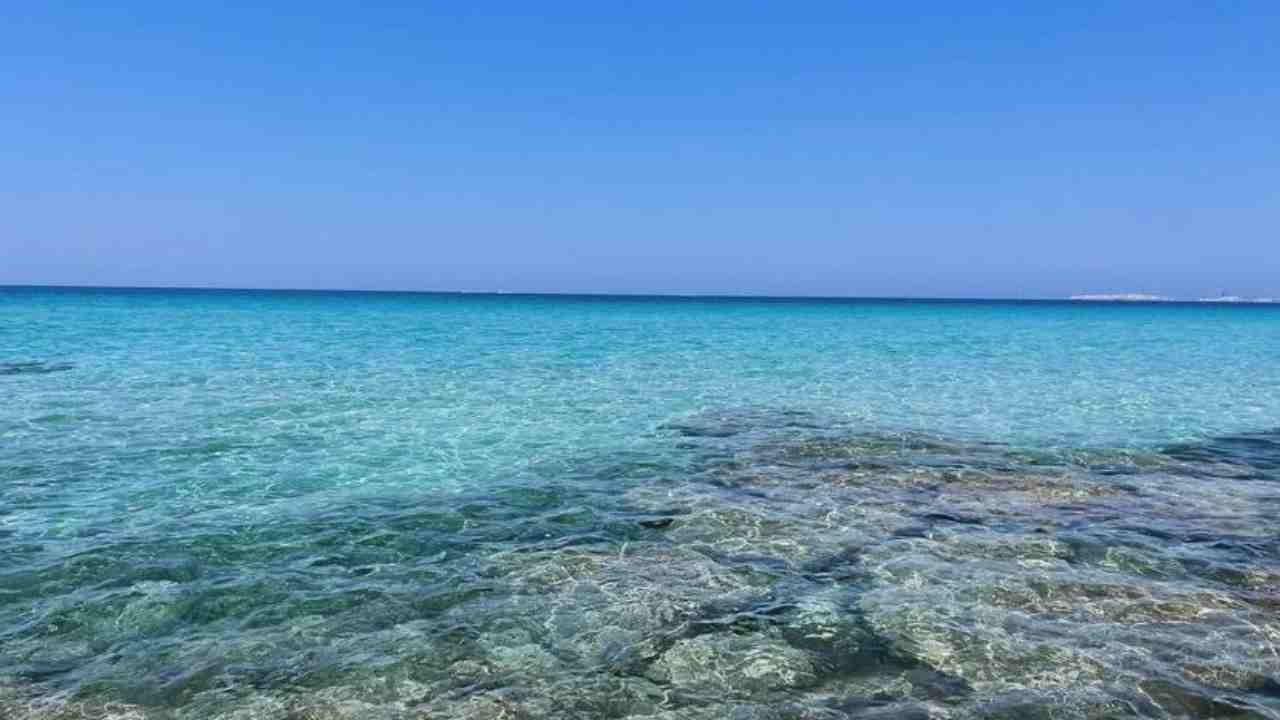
4, 3, 1278, 298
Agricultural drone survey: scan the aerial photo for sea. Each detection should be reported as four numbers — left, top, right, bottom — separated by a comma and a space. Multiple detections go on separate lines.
3, 286, 1280, 719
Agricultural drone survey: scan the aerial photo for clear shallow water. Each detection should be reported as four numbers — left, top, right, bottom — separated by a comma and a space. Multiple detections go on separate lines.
2, 287, 1280, 719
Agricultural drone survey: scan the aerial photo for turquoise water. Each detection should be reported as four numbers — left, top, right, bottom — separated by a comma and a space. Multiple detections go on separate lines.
3, 287, 1280, 719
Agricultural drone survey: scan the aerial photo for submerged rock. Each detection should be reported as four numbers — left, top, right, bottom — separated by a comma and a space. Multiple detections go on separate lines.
1138, 679, 1275, 720
11, 413, 1280, 719
645, 632, 818, 695
778, 588, 883, 675
0, 361, 74, 376
958, 688, 1143, 720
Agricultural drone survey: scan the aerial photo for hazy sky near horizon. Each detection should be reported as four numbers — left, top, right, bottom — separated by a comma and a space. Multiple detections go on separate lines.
4, 3, 1278, 297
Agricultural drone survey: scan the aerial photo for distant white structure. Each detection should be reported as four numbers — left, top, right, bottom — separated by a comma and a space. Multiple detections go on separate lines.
1070, 293, 1174, 302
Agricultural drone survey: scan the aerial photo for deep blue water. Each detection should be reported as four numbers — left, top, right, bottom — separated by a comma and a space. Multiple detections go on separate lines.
3, 287, 1280, 719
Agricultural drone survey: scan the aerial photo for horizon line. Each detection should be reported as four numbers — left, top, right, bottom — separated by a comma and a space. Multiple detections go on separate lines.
3, 282, 1277, 305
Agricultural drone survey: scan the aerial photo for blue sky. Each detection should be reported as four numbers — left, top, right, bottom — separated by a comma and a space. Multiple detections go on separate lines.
4, 3, 1278, 297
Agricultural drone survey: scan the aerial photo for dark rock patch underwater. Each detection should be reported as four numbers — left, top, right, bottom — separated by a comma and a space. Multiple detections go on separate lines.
0, 361, 74, 377
3, 410, 1280, 719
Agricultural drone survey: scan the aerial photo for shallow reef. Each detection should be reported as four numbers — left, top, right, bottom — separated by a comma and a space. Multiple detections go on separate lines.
4, 409, 1280, 718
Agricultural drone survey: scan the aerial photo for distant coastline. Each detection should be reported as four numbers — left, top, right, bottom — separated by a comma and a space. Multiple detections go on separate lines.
1195, 295, 1277, 304
1069, 293, 1174, 302
1071, 292, 1276, 304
